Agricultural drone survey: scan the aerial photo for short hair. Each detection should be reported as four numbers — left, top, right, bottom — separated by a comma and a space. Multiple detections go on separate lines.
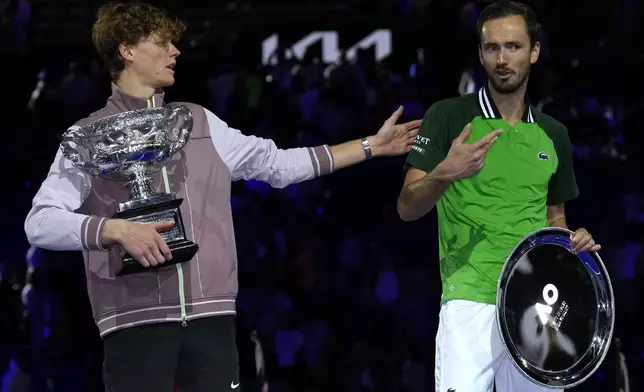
92, 3, 186, 80
476, 1, 541, 47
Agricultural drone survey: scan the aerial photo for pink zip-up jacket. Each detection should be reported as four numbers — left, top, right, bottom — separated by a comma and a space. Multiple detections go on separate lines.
24, 84, 334, 337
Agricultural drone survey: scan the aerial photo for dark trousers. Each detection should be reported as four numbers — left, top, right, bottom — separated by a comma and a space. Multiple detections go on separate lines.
103, 315, 240, 392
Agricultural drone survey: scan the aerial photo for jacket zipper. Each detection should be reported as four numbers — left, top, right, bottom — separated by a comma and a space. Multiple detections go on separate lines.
176, 264, 188, 326
149, 97, 188, 327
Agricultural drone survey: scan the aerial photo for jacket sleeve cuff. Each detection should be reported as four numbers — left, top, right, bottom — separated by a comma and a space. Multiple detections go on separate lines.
307, 145, 334, 177
80, 216, 108, 251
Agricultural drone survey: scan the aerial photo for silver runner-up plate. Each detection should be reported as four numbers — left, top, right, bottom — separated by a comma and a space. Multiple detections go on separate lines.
496, 227, 615, 389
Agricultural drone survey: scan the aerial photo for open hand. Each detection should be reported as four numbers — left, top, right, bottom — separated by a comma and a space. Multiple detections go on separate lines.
371, 106, 422, 156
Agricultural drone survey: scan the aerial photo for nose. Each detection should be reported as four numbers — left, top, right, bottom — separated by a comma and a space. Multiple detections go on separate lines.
169, 43, 180, 58
496, 49, 508, 65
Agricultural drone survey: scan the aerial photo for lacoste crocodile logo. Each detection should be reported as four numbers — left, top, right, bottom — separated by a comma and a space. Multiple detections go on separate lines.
538, 152, 550, 160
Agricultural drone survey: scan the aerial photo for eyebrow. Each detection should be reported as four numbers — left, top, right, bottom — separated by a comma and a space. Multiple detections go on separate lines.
482, 40, 523, 47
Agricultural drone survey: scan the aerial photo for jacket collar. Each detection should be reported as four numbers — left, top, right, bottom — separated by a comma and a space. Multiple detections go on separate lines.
106, 82, 166, 111
477, 84, 535, 123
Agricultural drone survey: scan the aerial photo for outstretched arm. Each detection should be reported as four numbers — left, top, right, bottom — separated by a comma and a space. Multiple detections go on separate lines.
207, 107, 421, 188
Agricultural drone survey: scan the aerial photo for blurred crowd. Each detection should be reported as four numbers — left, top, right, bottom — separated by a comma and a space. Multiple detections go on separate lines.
1, 1, 643, 392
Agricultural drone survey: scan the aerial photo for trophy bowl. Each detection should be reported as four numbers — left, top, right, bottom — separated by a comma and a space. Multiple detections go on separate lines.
60, 105, 199, 276
61, 105, 192, 181
496, 227, 615, 389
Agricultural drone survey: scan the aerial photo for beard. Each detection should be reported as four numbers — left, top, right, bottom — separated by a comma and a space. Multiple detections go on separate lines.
487, 65, 530, 94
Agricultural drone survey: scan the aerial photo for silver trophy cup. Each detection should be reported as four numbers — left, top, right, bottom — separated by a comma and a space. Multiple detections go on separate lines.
496, 227, 615, 389
61, 105, 199, 275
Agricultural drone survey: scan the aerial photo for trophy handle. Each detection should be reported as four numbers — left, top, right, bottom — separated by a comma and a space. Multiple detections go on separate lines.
168, 105, 194, 156
60, 127, 98, 174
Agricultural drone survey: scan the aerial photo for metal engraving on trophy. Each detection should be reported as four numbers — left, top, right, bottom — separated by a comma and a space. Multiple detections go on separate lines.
60, 105, 199, 275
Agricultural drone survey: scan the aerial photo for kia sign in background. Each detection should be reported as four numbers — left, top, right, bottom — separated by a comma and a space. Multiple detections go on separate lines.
261, 29, 393, 66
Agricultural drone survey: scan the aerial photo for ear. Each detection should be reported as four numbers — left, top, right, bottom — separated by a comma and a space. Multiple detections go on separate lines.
478, 46, 483, 66
530, 41, 541, 65
118, 43, 135, 62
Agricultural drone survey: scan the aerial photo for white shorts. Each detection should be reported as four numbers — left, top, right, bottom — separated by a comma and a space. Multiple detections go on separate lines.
435, 300, 563, 392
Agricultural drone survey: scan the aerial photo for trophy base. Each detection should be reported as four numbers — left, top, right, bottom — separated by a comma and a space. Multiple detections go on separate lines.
113, 195, 199, 276
117, 239, 199, 276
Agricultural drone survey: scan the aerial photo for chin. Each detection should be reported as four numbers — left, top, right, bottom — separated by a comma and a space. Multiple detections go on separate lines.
490, 76, 526, 94
492, 83, 520, 94
489, 69, 530, 94
153, 76, 176, 88
161, 78, 176, 87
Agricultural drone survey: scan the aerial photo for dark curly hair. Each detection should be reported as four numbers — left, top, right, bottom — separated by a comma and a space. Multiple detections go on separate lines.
92, 3, 186, 80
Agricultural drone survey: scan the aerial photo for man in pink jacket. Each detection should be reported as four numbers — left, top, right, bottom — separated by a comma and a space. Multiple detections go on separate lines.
24, 3, 420, 392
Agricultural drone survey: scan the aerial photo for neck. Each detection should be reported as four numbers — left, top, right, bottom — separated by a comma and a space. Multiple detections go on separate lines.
115, 71, 156, 100
488, 81, 527, 125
